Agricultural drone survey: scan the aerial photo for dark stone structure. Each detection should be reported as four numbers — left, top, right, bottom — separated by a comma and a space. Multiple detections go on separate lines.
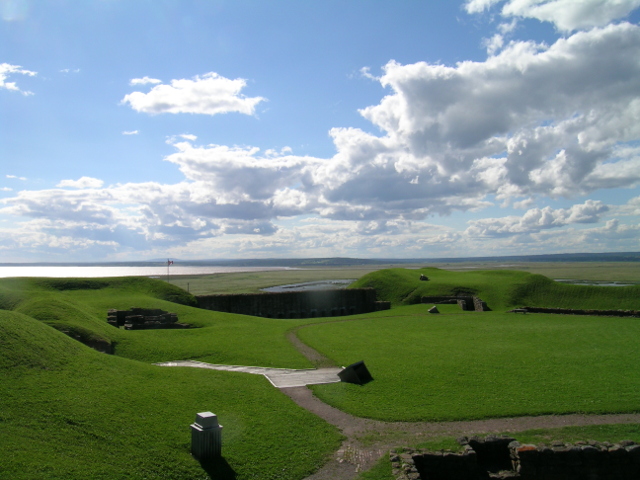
107, 308, 189, 330
510, 307, 640, 317
197, 288, 382, 319
421, 296, 490, 311
374, 300, 391, 311
391, 435, 640, 480
338, 360, 373, 385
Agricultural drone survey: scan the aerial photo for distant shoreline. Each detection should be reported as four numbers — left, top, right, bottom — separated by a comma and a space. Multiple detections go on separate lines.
0, 265, 294, 279
2, 251, 639, 268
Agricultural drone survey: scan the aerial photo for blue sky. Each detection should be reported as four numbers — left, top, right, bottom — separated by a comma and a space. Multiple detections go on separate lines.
2, 0, 640, 262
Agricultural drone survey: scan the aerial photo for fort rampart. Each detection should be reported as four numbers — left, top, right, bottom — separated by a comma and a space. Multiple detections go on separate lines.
197, 288, 383, 319
421, 296, 490, 311
513, 306, 640, 317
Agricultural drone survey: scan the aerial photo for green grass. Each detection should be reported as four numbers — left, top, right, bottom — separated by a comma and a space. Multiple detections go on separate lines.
2, 276, 316, 368
0, 310, 342, 480
351, 267, 640, 310
301, 306, 640, 422
350, 268, 536, 308
509, 274, 640, 310
356, 456, 394, 480
3, 268, 640, 479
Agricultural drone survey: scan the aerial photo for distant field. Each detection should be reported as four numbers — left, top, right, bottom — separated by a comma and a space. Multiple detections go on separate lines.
164, 261, 640, 295
433, 261, 640, 284
164, 264, 418, 295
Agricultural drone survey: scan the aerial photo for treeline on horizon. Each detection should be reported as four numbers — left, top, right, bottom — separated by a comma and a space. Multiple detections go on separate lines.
2, 251, 640, 267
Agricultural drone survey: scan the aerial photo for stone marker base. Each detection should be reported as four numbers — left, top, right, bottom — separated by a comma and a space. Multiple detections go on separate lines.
191, 412, 223, 460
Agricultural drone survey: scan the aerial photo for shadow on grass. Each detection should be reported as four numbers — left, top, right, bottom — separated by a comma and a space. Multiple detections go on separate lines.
198, 456, 236, 479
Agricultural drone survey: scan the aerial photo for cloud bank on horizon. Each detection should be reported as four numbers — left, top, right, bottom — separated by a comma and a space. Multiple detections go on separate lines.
1, 0, 640, 261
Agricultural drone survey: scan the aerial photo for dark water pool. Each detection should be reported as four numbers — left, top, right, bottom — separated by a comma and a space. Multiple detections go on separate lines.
261, 279, 355, 292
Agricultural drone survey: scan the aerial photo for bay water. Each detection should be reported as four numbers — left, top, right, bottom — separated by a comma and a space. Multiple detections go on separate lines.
0, 265, 293, 279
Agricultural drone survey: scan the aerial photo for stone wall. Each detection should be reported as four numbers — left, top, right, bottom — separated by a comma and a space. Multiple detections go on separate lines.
421, 296, 490, 311
512, 306, 639, 317
107, 308, 189, 330
391, 435, 640, 480
197, 288, 380, 319
473, 296, 490, 311
375, 301, 391, 311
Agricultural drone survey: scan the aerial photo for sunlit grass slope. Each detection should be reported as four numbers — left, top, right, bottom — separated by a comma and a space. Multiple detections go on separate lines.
0, 310, 342, 480
0, 276, 314, 368
350, 267, 640, 310
301, 305, 640, 422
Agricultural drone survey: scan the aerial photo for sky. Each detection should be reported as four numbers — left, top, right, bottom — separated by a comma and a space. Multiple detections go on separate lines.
2, 0, 640, 262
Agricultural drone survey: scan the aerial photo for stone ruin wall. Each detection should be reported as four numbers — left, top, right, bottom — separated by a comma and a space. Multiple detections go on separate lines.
514, 306, 640, 317
392, 435, 640, 480
197, 288, 384, 319
107, 307, 189, 330
421, 296, 490, 312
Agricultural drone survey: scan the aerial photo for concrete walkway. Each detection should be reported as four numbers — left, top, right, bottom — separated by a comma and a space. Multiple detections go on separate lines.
154, 360, 342, 388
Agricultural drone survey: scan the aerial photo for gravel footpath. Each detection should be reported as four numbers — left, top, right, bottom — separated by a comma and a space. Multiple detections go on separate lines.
283, 385, 640, 480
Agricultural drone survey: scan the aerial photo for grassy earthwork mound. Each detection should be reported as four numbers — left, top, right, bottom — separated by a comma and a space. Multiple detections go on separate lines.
350, 267, 640, 310
0, 278, 342, 480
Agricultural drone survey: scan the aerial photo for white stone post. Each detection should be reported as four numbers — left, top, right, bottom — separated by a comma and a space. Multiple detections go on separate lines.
191, 412, 223, 459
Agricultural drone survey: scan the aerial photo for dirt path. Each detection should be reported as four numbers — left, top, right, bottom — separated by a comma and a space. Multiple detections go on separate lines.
286, 325, 640, 480
287, 326, 338, 368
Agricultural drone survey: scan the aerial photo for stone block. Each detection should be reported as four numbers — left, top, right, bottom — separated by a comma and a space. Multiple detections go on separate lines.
338, 360, 373, 385
195, 412, 219, 429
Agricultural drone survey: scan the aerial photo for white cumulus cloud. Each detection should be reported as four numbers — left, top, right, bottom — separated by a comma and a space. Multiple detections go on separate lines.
465, 200, 610, 237
129, 76, 162, 85
313, 22, 640, 219
0, 63, 36, 95
122, 72, 265, 116
57, 177, 105, 189
2, 9, 640, 260
466, 0, 640, 31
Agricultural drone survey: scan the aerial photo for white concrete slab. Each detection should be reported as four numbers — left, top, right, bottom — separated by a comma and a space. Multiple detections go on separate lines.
155, 360, 342, 388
